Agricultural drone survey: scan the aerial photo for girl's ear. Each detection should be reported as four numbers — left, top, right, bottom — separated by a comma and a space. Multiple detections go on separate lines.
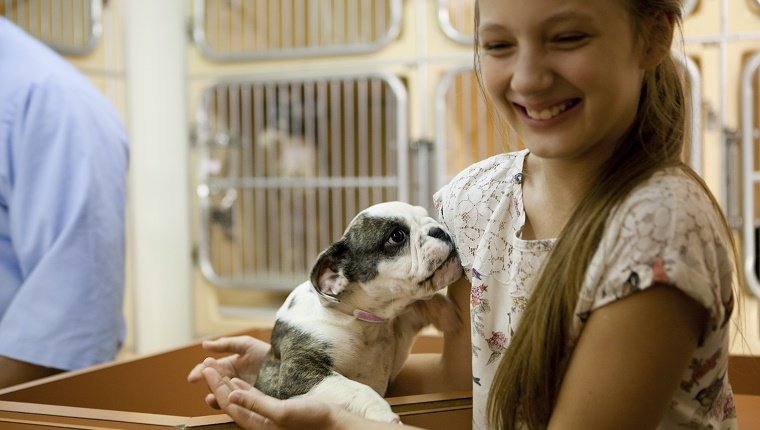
640, 13, 675, 70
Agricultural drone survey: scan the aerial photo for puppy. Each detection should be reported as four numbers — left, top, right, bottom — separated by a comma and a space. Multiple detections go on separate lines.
254, 201, 463, 423
257, 127, 317, 177
256, 93, 321, 178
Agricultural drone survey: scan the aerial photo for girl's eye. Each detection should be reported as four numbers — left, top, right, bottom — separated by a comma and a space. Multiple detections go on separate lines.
481, 40, 514, 52
387, 228, 407, 246
554, 33, 588, 44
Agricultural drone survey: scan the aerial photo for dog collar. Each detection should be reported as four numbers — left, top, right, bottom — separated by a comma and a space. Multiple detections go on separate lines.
352, 309, 387, 323
313, 288, 387, 323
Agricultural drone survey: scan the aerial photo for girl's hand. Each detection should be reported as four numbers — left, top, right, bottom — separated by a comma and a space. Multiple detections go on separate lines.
187, 335, 271, 409
203, 367, 415, 430
203, 366, 342, 430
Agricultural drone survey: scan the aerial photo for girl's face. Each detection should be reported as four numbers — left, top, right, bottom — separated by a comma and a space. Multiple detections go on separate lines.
477, 0, 649, 163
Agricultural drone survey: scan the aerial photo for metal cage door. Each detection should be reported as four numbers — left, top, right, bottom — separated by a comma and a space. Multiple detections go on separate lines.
195, 73, 409, 291
0, 0, 102, 55
192, 0, 402, 61
741, 51, 760, 298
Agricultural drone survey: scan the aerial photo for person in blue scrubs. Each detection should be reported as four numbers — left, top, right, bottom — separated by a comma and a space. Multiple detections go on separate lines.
0, 16, 128, 388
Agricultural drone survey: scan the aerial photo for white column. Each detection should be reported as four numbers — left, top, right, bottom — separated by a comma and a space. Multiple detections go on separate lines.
123, 0, 193, 354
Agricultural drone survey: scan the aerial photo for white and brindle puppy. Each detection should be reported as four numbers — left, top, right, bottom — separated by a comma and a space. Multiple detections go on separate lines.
254, 201, 464, 423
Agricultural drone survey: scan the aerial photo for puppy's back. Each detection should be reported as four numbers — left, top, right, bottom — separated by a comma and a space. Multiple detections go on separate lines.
255, 318, 335, 399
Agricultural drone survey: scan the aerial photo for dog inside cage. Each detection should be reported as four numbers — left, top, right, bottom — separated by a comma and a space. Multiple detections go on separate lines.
256, 96, 323, 178
196, 76, 406, 291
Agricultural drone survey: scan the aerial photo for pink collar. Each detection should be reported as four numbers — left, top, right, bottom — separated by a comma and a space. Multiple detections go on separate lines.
312, 287, 387, 323
352, 309, 387, 323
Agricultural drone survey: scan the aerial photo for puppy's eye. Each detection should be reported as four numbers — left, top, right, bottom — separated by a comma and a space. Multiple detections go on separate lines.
386, 228, 407, 246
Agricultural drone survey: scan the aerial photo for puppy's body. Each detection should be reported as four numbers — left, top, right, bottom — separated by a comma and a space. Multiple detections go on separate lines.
254, 202, 463, 422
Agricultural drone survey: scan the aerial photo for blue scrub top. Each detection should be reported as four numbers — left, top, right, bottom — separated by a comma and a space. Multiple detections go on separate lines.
0, 17, 128, 370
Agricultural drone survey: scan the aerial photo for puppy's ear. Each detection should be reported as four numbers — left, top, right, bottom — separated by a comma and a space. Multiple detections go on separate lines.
310, 241, 349, 296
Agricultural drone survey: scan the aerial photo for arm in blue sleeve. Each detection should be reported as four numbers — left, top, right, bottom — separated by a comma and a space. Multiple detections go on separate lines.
0, 75, 128, 370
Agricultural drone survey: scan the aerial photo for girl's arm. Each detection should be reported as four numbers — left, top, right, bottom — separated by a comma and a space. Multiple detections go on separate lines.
204, 366, 427, 430
387, 276, 473, 396
0, 356, 61, 388
548, 284, 708, 430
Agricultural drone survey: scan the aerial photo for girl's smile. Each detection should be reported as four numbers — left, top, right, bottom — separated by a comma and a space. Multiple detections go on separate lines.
513, 98, 583, 127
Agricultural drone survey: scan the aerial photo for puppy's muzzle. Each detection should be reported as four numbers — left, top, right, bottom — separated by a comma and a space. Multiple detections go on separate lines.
428, 227, 450, 242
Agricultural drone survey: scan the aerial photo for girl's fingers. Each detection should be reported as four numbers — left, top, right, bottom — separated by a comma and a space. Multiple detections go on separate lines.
187, 363, 206, 382
231, 377, 253, 390
225, 402, 275, 430
202, 336, 256, 355
189, 357, 227, 382
205, 393, 221, 409
228, 388, 285, 423
203, 367, 239, 408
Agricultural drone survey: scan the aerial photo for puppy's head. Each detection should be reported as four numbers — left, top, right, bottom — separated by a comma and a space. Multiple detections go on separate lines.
309, 202, 463, 319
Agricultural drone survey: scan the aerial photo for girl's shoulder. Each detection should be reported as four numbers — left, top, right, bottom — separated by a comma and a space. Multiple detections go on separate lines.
434, 150, 526, 213
585, 166, 735, 354
458, 150, 525, 178
615, 167, 718, 219
440, 149, 527, 194
602, 167, 729, 257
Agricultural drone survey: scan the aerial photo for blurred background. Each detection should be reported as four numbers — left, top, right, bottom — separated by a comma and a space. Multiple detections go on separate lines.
3, 0, 760, 360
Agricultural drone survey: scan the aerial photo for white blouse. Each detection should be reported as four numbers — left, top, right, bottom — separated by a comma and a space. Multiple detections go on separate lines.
434, 149, 736, 429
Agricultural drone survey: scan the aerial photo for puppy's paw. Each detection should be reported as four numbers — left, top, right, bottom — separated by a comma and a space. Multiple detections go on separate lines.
362, 402, 401, 424
414, 293, 462, 334
342, 392, 400, 423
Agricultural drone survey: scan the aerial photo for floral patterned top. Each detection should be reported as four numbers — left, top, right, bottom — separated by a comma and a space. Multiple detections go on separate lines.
433, 149, 736, 430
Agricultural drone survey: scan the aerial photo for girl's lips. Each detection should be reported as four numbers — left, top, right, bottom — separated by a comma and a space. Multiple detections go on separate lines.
513, 98, 582, 127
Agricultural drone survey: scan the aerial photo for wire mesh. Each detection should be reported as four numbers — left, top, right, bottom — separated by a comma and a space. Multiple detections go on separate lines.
195, 74, 408, 290
193, 0, 402, 61
0, 0, 101, 55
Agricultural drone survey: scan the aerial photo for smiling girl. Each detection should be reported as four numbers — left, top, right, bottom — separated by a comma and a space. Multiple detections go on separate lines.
441, 0, 740, 428
192, 1, 740, 429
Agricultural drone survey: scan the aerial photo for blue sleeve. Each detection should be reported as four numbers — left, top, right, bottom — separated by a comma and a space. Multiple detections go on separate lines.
0, 74, 128, 370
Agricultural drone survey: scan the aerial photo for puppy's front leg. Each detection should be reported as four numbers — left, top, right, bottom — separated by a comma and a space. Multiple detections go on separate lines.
302, 372, 401, 423
399, 293, 461, 335
389, 294, 461, 380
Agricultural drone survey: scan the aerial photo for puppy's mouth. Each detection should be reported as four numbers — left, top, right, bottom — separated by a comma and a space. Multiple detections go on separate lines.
419, 251, 462, 288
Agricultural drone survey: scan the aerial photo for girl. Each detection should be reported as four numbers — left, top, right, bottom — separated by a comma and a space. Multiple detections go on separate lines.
190, 0, 739, 428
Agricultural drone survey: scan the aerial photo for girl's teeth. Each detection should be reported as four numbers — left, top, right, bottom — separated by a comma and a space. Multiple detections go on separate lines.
526, 101, 572, 120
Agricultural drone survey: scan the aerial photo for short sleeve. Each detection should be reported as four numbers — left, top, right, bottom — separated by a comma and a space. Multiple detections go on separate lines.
434, 167, 473, 271
433, 181, 451, 231
432, 151, 526, 275
0, 73, 128, 370
580, 171, 734, 334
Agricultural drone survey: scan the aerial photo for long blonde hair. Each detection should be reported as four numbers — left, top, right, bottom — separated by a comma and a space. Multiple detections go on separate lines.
473, 1, 742, 428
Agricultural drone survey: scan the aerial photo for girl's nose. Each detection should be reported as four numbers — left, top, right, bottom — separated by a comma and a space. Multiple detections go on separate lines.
510, 49, 553, 95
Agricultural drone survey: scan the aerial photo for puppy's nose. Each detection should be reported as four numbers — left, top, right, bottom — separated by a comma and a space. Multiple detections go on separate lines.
428, 227, 449, 241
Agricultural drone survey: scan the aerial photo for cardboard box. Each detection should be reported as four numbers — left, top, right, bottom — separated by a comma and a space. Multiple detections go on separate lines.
1, 330, 758, 429
0, 329, 471, 429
